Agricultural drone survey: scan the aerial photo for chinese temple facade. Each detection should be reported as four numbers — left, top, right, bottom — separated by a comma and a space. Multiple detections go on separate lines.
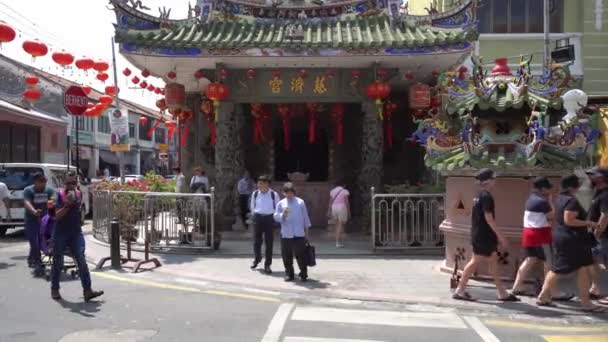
110, 0, 479, 228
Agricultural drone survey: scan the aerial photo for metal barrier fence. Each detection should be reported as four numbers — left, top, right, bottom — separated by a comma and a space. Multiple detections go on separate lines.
93, 189, 215, 251
371, 188, 445, 250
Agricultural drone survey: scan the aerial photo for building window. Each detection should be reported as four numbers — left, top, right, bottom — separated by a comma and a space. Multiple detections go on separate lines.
155, 128, 166, 144
98, 115, 111, 134
75, 116, 94, 132
0, 122, 40, 163
129, 123, 136, 138
139, 117, 152, 141
477, 0, 563, 34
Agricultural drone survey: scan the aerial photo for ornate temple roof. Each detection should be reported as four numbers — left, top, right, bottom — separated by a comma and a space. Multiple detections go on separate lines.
111, 0, 478, 57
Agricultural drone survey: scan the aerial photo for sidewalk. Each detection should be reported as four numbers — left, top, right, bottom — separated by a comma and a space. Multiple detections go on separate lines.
83, 226, 608, 324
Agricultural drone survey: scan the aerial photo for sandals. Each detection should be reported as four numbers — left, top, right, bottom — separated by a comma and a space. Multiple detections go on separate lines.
589, 292, 603, 300
581, 306, 608, 313
510, 289, 535, 297
552, 293, 575, 302
498, 293, 520, 302
452, 292, 476, 302
597, 298, 608, 306
536, 300, 557, 307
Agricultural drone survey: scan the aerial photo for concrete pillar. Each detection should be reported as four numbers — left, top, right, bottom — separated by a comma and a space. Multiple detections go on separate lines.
356, 101, 383, 231
214, 102, 244, 229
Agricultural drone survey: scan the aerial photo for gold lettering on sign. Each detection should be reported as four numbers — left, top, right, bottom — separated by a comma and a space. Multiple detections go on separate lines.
269, 78, 283, 94
313, 76, 328, 94
290, 76, 304, 94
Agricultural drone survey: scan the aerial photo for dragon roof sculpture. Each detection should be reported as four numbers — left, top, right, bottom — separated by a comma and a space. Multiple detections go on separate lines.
415, 56, 602, 175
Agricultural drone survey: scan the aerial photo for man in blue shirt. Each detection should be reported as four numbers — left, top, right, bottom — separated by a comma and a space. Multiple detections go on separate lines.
274, 182, 311, 282
23, 172, 54, 275
51, 172, 103, 301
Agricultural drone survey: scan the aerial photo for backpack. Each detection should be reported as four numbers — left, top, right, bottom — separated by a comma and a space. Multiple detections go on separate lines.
253, 190, 277, 210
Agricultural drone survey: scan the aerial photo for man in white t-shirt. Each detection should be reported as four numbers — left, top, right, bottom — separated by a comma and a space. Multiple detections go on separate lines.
329, 180, 350, 248
0, 181, 11, 223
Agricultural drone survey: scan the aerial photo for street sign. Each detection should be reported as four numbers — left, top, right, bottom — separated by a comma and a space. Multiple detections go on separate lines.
63, 86, 89, 115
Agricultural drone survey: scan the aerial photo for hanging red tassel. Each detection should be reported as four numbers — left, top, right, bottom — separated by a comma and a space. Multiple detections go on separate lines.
251, 104, 267, 144
201, 100, 216, 146
180, 120, 191, 147
306, 103, 318, 144
384, 101, 397, 149
148, 119, 162, 138
168, 126, 176, 140
331, 104, 344, 145
278, 104, 291, 151
209, 120, 216, 146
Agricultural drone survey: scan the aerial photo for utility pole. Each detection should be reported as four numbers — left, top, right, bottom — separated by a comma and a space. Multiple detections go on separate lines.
111, 36, 126, 184
543, 0, 551, 72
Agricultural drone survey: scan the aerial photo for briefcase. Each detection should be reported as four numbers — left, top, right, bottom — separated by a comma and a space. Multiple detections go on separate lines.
305, 242, 316, 267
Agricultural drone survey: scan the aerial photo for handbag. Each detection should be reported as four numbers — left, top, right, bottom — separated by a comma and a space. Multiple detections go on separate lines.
305, 242, 316, 267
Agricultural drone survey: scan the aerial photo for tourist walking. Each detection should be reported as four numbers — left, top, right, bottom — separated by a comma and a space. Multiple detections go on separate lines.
51, 172, 103, 301
23, 173, 55, 276
250, 175, 280, 274
328, 180, 350, 248
190, 167, 209, 193
274, 182, 311, 282
452, 168, 519, 302
174, 167, 188, 225
0, 178, 11, 223
510, 177, 573, 300
237, 171, 255, 226
585, 167, 608, 305
536, 175, 606, 312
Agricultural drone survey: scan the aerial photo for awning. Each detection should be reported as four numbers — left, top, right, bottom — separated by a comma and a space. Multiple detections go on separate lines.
99, 150, 119, 165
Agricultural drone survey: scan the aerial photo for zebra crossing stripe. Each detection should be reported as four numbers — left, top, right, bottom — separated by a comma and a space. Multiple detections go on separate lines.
284, 338, 386, 342
261, 303, 295, 342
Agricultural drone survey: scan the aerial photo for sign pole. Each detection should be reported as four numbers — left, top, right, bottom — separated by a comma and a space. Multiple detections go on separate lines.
111, 36, 125, 184
76, 116, 80, 175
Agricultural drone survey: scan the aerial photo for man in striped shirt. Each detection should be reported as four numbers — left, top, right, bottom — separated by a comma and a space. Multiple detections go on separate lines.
511, 176, 569, 299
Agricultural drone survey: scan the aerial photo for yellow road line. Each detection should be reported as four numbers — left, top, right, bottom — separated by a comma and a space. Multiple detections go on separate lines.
484, 319, 608, 332
542, 335, 608, 342
92, 272, 279, 302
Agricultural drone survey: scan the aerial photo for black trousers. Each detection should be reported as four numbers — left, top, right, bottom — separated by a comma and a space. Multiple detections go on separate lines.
239, 194, 250, 224
253, 214, 274, 266
281, 237, 307, 278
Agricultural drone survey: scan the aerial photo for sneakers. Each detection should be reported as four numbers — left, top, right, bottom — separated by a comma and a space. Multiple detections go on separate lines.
51, 289, 61, 300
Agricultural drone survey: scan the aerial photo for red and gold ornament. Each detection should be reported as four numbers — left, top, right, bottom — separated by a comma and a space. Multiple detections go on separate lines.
306, 103, 319, 144
204, 82, 230, 121
331, 103, 345, 145
384, 100, 397, 149
277, 104, 291, 151
200, 100, 216, 146
246, 69, 256, 80
365, 81, 391, 120
251, 103, 269, 144
138, 116, 148, 125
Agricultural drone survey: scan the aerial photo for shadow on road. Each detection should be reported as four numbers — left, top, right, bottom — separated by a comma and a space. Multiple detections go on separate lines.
57, 298, 104, 318
0, 262, 16, 270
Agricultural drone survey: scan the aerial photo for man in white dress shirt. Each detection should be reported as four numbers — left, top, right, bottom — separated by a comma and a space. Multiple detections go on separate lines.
250, 175, 280, 274
274, 182, 311, 282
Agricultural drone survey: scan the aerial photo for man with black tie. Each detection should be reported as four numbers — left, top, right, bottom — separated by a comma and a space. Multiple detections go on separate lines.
250, 175, 280, 274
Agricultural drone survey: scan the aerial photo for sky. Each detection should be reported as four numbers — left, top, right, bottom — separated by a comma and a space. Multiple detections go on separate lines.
0, 0, 191, 109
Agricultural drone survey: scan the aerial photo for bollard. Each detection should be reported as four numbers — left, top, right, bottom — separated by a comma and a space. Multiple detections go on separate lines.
110, 218, 121, 269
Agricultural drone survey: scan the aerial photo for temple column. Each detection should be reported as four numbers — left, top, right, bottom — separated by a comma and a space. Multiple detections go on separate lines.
181, 94, 198, 180
215, 102, 244, 229
357, 101, 383, 231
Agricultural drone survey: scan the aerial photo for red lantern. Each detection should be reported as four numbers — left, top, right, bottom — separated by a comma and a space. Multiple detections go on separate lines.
82, 86, 91, 95
165, 120, 176, 128
272, 70, 281, 79
139, 116, 148, 125
140, 81, 148, 89
167, 71, 177, 79
23, 88, 41, 102
147, 85, 155, 92
156, 98, 167, 111
154, 88, 162, 95
298, 69, 308, 78
219, 69, 228, 80
377, 69, 388, 80
194, 70, 205, 80
22, 39, 48, 59
96, 73, 109, 82
431, 69, 439, 78
141, 69, 151, 78
246, 69, 256, 79
52, 50, 74, 67
93, 61, 109, 73
25, 75, 39, 87
165, 83, 186, 110
458, 66, 468, 80
204, 82, 230, 121
75, 57, 94, 71
87, 103, 94, 109
351, 70, 361, 79
325, 70, 335, 78
490, 58, 512, 76
122, 68, 132, 77
131, 76, 140, 84
99, 95, 113, 105
365, 81, 391, 120
105, 85, 118, 96
0, 22, 16, 45
404, 70, 415, 80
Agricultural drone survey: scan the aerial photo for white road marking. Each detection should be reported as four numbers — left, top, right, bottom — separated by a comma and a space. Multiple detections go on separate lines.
284, 338, 386, 342
174, 278, 210, 287
261, 303, 295, 342
241, 287, 281, 296
291, 307, 468, 329
464, 316, 501, 342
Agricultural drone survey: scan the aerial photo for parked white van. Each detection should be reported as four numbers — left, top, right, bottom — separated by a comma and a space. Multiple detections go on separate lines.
0, 163, 91, 237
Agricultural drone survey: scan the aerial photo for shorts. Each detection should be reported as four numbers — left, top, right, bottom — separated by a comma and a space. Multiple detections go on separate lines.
524, 244, 553, 267
472, 241, 498, 257
331, 205, 348, 223
592, 237, 608, 265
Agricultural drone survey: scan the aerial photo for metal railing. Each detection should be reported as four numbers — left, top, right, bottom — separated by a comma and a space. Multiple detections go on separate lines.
93, 189, 215, 251
371, 187, 445, 250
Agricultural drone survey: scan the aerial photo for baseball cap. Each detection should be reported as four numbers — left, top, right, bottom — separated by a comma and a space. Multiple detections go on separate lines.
585, 166, 608, 179
475, 168, 495, 182
532, 176, 553, 190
